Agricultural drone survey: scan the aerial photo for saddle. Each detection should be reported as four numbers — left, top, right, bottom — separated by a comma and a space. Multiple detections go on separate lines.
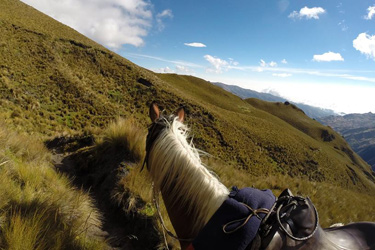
254, 189, 375, 250
253, 189, 318, 249
192, 188, 375, 250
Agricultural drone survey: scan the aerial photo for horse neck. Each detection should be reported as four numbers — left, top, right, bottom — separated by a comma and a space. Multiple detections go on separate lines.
148, 119, 229, 238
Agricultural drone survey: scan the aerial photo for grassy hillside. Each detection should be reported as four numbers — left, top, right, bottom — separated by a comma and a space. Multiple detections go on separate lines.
245, 98, 374, 184
1, 0, 155, 134
158, 74, 375, 190
1, 0, 372, 189
1, 0, 375, 248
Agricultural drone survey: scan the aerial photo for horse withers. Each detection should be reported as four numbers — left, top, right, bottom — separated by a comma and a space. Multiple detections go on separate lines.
144, 102, 375, 250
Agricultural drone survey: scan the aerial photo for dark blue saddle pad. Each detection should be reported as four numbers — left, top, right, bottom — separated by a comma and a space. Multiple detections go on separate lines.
192, 187, 276, 250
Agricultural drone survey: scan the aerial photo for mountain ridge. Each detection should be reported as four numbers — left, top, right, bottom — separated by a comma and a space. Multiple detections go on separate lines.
212, 81, 338, 118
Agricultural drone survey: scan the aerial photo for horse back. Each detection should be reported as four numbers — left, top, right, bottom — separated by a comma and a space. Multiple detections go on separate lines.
322, 222, 375, 250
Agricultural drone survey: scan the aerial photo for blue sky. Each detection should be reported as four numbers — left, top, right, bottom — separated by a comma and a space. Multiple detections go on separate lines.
21, 0, 375, 114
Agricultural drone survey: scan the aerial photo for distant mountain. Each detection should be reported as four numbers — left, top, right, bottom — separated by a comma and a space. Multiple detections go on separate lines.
212, 82, 337, 119
319, 113, 375, 171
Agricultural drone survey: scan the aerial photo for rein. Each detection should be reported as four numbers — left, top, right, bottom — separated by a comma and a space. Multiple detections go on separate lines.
222, 203, 270, 234
141, 121, 158, 172
153, 185, 195, 242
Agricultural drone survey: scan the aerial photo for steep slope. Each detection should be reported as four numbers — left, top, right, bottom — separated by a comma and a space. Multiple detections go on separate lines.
319, 113, 375, 170
213, 82, 337, 118
1, 0, 374, 192
1, 0, 160, 134
1, 0, 375, 238
245, 98, 374, 184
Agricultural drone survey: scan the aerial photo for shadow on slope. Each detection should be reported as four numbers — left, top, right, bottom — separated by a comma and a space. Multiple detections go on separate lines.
0, 122, 107, 250
45, 120, 161, 250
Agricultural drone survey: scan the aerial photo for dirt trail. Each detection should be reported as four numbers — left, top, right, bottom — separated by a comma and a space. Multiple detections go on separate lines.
46, 136, 160, 250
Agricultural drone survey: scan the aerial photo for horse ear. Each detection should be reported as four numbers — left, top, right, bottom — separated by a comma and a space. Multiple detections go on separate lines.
176, 107, 185, 122
149, 102, 160, 122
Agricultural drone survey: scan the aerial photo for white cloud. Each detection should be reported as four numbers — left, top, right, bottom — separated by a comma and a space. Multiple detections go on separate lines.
281, 59, 288, 64
203, 55, 239, 73
204, 55, 229, 74
176, 65, 194, 74
312, 52, 344, 62
269, 61, 278, 67
127, 53, 203, 68
157, 9, 173, 18
338, 20, 348, 32
228, 58, 239, 66
272, 73, 292, 78
278, 0, 290, 13
184, 42, 207, 48
353, 33, 375, 60
259, 59, 278, 67
289, 6, 326, 20
153, 65, 195, 75
336, 2, 345, 14
21, 0, 152, 49
156, 9, 173, 31
229, 64, 375, 84
364, 5, 375, 20
260, 59, 267, 67
154, 66, 174, 73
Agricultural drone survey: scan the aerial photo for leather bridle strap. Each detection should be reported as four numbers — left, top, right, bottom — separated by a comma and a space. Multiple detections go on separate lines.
153, 184, 194, 243
141, 121, 158, 172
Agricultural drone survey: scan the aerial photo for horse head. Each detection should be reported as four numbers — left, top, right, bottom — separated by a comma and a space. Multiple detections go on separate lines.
143, 102, 228, 249
144, 102, 185, 172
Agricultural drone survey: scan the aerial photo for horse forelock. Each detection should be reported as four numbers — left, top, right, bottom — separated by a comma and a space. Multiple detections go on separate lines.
146, 116, 229, 234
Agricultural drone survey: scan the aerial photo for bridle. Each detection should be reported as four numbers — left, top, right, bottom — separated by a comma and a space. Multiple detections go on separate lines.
141, 117, 165, 171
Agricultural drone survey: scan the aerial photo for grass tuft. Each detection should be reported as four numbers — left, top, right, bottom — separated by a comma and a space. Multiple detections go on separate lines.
0, 122, 108, 249
96, 117, 146, 163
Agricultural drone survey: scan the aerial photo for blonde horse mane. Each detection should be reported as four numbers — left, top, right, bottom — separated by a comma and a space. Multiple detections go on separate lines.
148, 116, 229, 233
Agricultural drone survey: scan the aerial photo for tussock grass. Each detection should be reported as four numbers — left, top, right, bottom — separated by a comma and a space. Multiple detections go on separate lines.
0, 123, 108, 249
60, 117, 162, 248
96, 117, 145, 163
